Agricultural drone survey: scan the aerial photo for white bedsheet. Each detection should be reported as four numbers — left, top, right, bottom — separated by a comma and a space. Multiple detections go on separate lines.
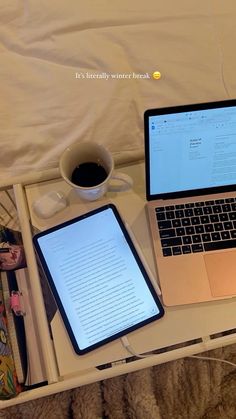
1, 1, 236, 178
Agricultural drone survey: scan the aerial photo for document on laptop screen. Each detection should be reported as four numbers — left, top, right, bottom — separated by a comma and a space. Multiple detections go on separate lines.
149, 106, 236, 195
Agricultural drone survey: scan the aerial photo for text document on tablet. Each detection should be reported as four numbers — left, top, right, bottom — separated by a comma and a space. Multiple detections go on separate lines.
33, 204, 164, 354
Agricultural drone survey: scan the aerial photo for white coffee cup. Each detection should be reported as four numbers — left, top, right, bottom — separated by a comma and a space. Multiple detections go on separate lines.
59, 142, 133, 201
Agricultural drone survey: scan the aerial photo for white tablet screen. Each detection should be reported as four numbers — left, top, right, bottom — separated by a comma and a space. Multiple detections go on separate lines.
34, 204, 164, 354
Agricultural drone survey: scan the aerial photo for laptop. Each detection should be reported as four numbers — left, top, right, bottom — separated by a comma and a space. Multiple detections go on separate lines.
144, 99, 236, 306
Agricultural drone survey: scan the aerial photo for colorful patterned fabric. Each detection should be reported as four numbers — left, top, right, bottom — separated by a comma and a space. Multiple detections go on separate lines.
0, 284, 20, 399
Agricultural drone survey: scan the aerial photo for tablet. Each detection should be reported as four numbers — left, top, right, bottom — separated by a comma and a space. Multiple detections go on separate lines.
33, 204, 164, 355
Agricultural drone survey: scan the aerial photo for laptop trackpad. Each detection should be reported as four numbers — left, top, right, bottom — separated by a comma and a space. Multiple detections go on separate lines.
204, 251, 236, 297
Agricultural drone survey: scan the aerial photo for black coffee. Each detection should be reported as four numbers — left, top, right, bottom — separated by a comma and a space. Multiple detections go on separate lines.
71, 162, 108, 187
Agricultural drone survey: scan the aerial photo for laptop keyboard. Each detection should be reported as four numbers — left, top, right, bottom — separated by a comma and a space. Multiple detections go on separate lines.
156, 197, 236, 256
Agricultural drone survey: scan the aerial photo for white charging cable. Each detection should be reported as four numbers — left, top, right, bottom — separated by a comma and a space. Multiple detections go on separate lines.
121, 336, 153, 359
188, 355, 236, 367
121, 336, 236, 367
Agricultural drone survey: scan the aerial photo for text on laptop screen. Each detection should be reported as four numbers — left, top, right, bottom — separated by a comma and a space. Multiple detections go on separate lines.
149, 106, 236, 195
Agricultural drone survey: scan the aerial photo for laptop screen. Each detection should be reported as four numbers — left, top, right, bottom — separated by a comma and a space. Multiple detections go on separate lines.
144, 100, 236, 200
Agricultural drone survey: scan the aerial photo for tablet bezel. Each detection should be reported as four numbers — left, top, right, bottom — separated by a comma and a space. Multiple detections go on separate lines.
33, 203, 164, 355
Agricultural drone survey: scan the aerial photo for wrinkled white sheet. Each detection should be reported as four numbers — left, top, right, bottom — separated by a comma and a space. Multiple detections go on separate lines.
1, 0, 236, 178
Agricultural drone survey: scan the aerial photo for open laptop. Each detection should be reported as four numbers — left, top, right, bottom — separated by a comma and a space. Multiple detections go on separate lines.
144, 99, 236, 306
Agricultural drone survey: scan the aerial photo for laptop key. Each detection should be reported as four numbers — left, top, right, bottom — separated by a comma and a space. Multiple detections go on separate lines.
219, 213, 229, 221
166, 211, 175, 219
161, 237, 182, 247
200, 215, 210, 224
176, 228, 185, 236
213, 205, 222, 213
204, 239, 236, 251
159, 229, 176, 238
222, 204, 231, 212
214, 222, 223, 231
172, 219, 181, 227
194, 207, 203, 216
156, 212, 166, 221
192, 244, 204, 252
186, 226, 195, 235
229, 212, 236, 220
194, 207, 203, 215
184, 209, 194, 217
182, 245, 191, 254
224, 221, 233, 230
202, 233, 211, 242
162, 248, 172, 257
182, 218, 191, 226
211, 232, 221, 241
230, 230, 236, 239
175, 209, 184, 218
203, 206, 212, 214
221, 231, 230, 240
205, 224, 214, 232
185, 203, 194, 208
183, 236, 192, 244
191, 216, 200, 225
195, 225, 204, 234
210, 214, 219, 223
192, 234, 201, 243
195, 202, 204, 207
158, 220, 172, 229
172, 246, 182, 255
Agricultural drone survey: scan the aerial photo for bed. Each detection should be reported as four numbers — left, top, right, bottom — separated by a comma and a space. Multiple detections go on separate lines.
1, 1, 236, 410
1, 1, 236, 179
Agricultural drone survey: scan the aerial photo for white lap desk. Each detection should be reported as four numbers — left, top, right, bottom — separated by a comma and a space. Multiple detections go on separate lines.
25, 160, 236, 360
1, 161, 236, 407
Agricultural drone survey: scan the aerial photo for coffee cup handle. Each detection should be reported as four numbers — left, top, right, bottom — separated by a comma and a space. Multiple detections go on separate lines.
108, 171, 133, 192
